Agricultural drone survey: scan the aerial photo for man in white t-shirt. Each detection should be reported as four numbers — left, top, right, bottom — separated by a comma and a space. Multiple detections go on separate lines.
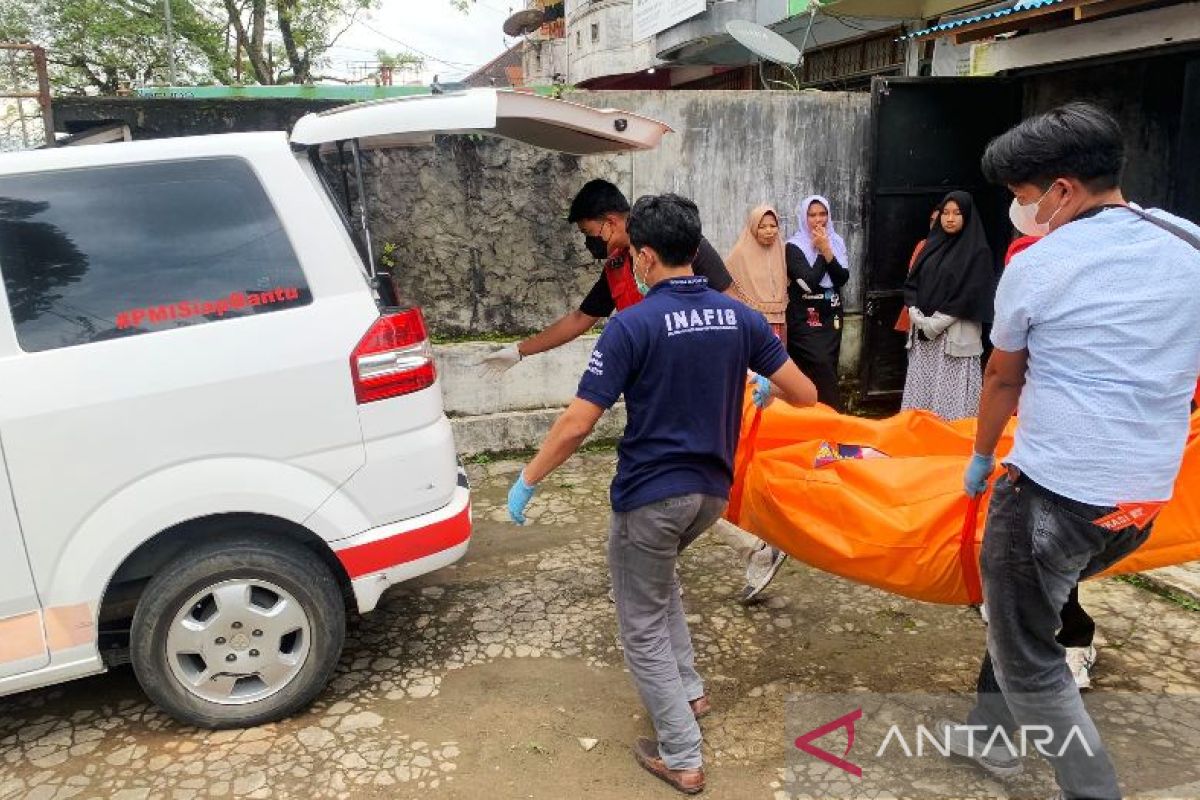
944, 102, 1200, 800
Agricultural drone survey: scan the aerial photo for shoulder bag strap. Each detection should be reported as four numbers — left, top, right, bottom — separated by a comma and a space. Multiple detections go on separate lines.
1122, 206, 1200, 253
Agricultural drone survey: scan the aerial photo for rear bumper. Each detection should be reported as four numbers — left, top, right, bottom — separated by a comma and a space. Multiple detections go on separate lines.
334, 478, 471, 613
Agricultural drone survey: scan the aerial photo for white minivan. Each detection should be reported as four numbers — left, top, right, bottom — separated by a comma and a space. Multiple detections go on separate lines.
0, 90, 670, 727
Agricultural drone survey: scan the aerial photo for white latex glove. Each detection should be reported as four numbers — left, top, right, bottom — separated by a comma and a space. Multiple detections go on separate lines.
478, 343, 522, 376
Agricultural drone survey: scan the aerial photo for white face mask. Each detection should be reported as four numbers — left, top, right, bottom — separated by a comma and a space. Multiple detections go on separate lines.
1009, 183, 1064, 238
633, 250, 650, 295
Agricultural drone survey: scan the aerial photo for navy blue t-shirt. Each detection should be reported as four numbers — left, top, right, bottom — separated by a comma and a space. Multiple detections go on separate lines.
576, 276, 789, 512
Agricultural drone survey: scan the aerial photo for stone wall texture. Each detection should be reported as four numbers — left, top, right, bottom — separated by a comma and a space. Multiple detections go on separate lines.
354, 90, 871, 338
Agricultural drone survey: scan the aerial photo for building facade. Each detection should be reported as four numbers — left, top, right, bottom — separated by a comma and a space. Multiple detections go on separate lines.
505, 0, 1197, 94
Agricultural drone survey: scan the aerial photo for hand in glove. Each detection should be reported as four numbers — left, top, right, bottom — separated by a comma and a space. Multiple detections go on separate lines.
964, 453, 996, 497
507, 470, 536, 525
478, 343, 522, 376
751, 374, 774, 409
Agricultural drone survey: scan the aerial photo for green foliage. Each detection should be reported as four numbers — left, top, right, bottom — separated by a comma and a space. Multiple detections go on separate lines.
0, 0, 463, 94
375, 49, 422, 73
1, 0, 232, 94
378, 241, 398, 270
1119, 574, 1200, 613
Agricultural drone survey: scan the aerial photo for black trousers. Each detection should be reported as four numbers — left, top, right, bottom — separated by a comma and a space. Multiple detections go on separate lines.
787, 324, 842, 410
1057, 584, 1095, 648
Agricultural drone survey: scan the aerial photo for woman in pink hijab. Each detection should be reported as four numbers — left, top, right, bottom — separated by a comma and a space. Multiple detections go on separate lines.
785, 195, 850, 409
726, 205, 788, 339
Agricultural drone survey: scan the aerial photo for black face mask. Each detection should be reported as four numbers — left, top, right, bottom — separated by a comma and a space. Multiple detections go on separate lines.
584, 234, 609, 261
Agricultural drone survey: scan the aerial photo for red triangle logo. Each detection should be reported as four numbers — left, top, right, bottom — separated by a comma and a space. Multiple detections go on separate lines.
794, 708, 863, 778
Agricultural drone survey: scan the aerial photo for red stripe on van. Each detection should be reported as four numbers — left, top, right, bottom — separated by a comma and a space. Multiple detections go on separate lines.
335, 503, 471, 578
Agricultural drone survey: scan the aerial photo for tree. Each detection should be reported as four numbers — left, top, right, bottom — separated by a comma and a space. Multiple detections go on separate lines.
221, 0, 375, 85
0, 0, 472, 93
0, 0, 230, 94
374, 49, 423, 86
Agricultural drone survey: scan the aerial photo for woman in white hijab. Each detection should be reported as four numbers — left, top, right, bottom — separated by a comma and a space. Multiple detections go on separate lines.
726, 204, 788, 339
785, 195, 850, 410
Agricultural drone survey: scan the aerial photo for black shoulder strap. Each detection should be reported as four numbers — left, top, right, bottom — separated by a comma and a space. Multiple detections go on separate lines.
1122, 206, 1200, 253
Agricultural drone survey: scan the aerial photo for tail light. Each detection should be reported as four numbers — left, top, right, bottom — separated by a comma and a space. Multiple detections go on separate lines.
351, 308, 436, 404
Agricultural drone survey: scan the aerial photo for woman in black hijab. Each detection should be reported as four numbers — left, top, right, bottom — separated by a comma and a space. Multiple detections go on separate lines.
900, 190, 995, 420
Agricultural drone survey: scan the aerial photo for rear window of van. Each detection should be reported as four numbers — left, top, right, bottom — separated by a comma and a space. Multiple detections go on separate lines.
0, 157, 310, 352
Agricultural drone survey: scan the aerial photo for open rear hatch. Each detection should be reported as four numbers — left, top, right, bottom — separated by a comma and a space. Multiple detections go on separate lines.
291, 88, 673, 154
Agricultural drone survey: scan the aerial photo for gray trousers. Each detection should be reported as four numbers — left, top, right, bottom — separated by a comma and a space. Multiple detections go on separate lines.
968, 472, 1150, 800
608, 493, 726, 771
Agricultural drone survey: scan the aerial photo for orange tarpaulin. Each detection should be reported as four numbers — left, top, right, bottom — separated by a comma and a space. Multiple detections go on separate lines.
727, 402, 1200, 606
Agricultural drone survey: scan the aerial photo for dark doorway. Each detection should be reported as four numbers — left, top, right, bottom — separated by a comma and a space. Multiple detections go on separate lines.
1022, 50, 1200, 222
858, 50, 1200, 406
859, 77, 1021, 400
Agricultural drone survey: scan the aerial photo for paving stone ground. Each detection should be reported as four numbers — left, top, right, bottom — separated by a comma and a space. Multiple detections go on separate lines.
1, 452, 1198, 800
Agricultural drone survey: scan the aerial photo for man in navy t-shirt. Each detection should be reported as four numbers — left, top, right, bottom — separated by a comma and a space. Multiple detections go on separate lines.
506, 194, 816, 794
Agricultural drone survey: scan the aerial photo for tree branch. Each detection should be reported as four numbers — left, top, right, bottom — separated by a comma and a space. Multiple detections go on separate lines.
69, 55, 108, 92
325, 6, 362, 51
221, 0, 271, 83
274, 0, 305, 83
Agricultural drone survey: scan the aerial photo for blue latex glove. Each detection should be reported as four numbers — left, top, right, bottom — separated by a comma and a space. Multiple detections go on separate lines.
964, 453, 996, 497
508, 470, 536, 525
751, 374, 773, 409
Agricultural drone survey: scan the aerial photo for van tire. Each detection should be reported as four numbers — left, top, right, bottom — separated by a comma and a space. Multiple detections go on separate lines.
130, 534, 345, 729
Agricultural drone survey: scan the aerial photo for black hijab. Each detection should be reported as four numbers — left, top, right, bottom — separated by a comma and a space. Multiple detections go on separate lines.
903, 191, 995, 322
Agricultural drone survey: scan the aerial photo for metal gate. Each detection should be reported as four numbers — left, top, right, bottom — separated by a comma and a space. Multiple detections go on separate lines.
859, 76, 1020, 400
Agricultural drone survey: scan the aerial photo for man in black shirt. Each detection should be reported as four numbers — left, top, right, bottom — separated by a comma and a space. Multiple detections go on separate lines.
478, 179, 732, 374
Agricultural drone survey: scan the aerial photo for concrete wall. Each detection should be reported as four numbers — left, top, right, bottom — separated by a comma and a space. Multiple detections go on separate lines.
575, 90, 871, 311
434, 336, 629, 455
53, 96, 343, 139
357, 90, 872, 355
436, 337, 599, 416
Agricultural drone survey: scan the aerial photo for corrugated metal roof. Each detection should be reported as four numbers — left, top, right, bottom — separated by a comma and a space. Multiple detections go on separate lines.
900, 0, 1067, 40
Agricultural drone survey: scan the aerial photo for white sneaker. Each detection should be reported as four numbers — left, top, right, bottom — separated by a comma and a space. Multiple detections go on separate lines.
740, 543, 786, 604
935, 719, 1023, 778
1065, 645, 1097, 690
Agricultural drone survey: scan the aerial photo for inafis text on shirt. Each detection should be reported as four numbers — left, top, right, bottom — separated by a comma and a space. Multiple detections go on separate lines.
664, 307, 739, 336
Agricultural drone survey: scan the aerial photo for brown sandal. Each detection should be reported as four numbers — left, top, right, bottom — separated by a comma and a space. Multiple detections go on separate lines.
632, 737, 705, 795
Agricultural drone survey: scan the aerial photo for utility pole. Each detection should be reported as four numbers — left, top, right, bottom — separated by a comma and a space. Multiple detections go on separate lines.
163, 0, 178, 85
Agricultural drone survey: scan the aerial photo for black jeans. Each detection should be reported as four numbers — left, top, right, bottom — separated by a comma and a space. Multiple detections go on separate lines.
967, 471, 1151, 800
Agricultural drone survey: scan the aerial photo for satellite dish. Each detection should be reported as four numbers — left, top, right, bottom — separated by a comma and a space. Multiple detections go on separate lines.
504, 8, 545, 37
725, 19, 801, 66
